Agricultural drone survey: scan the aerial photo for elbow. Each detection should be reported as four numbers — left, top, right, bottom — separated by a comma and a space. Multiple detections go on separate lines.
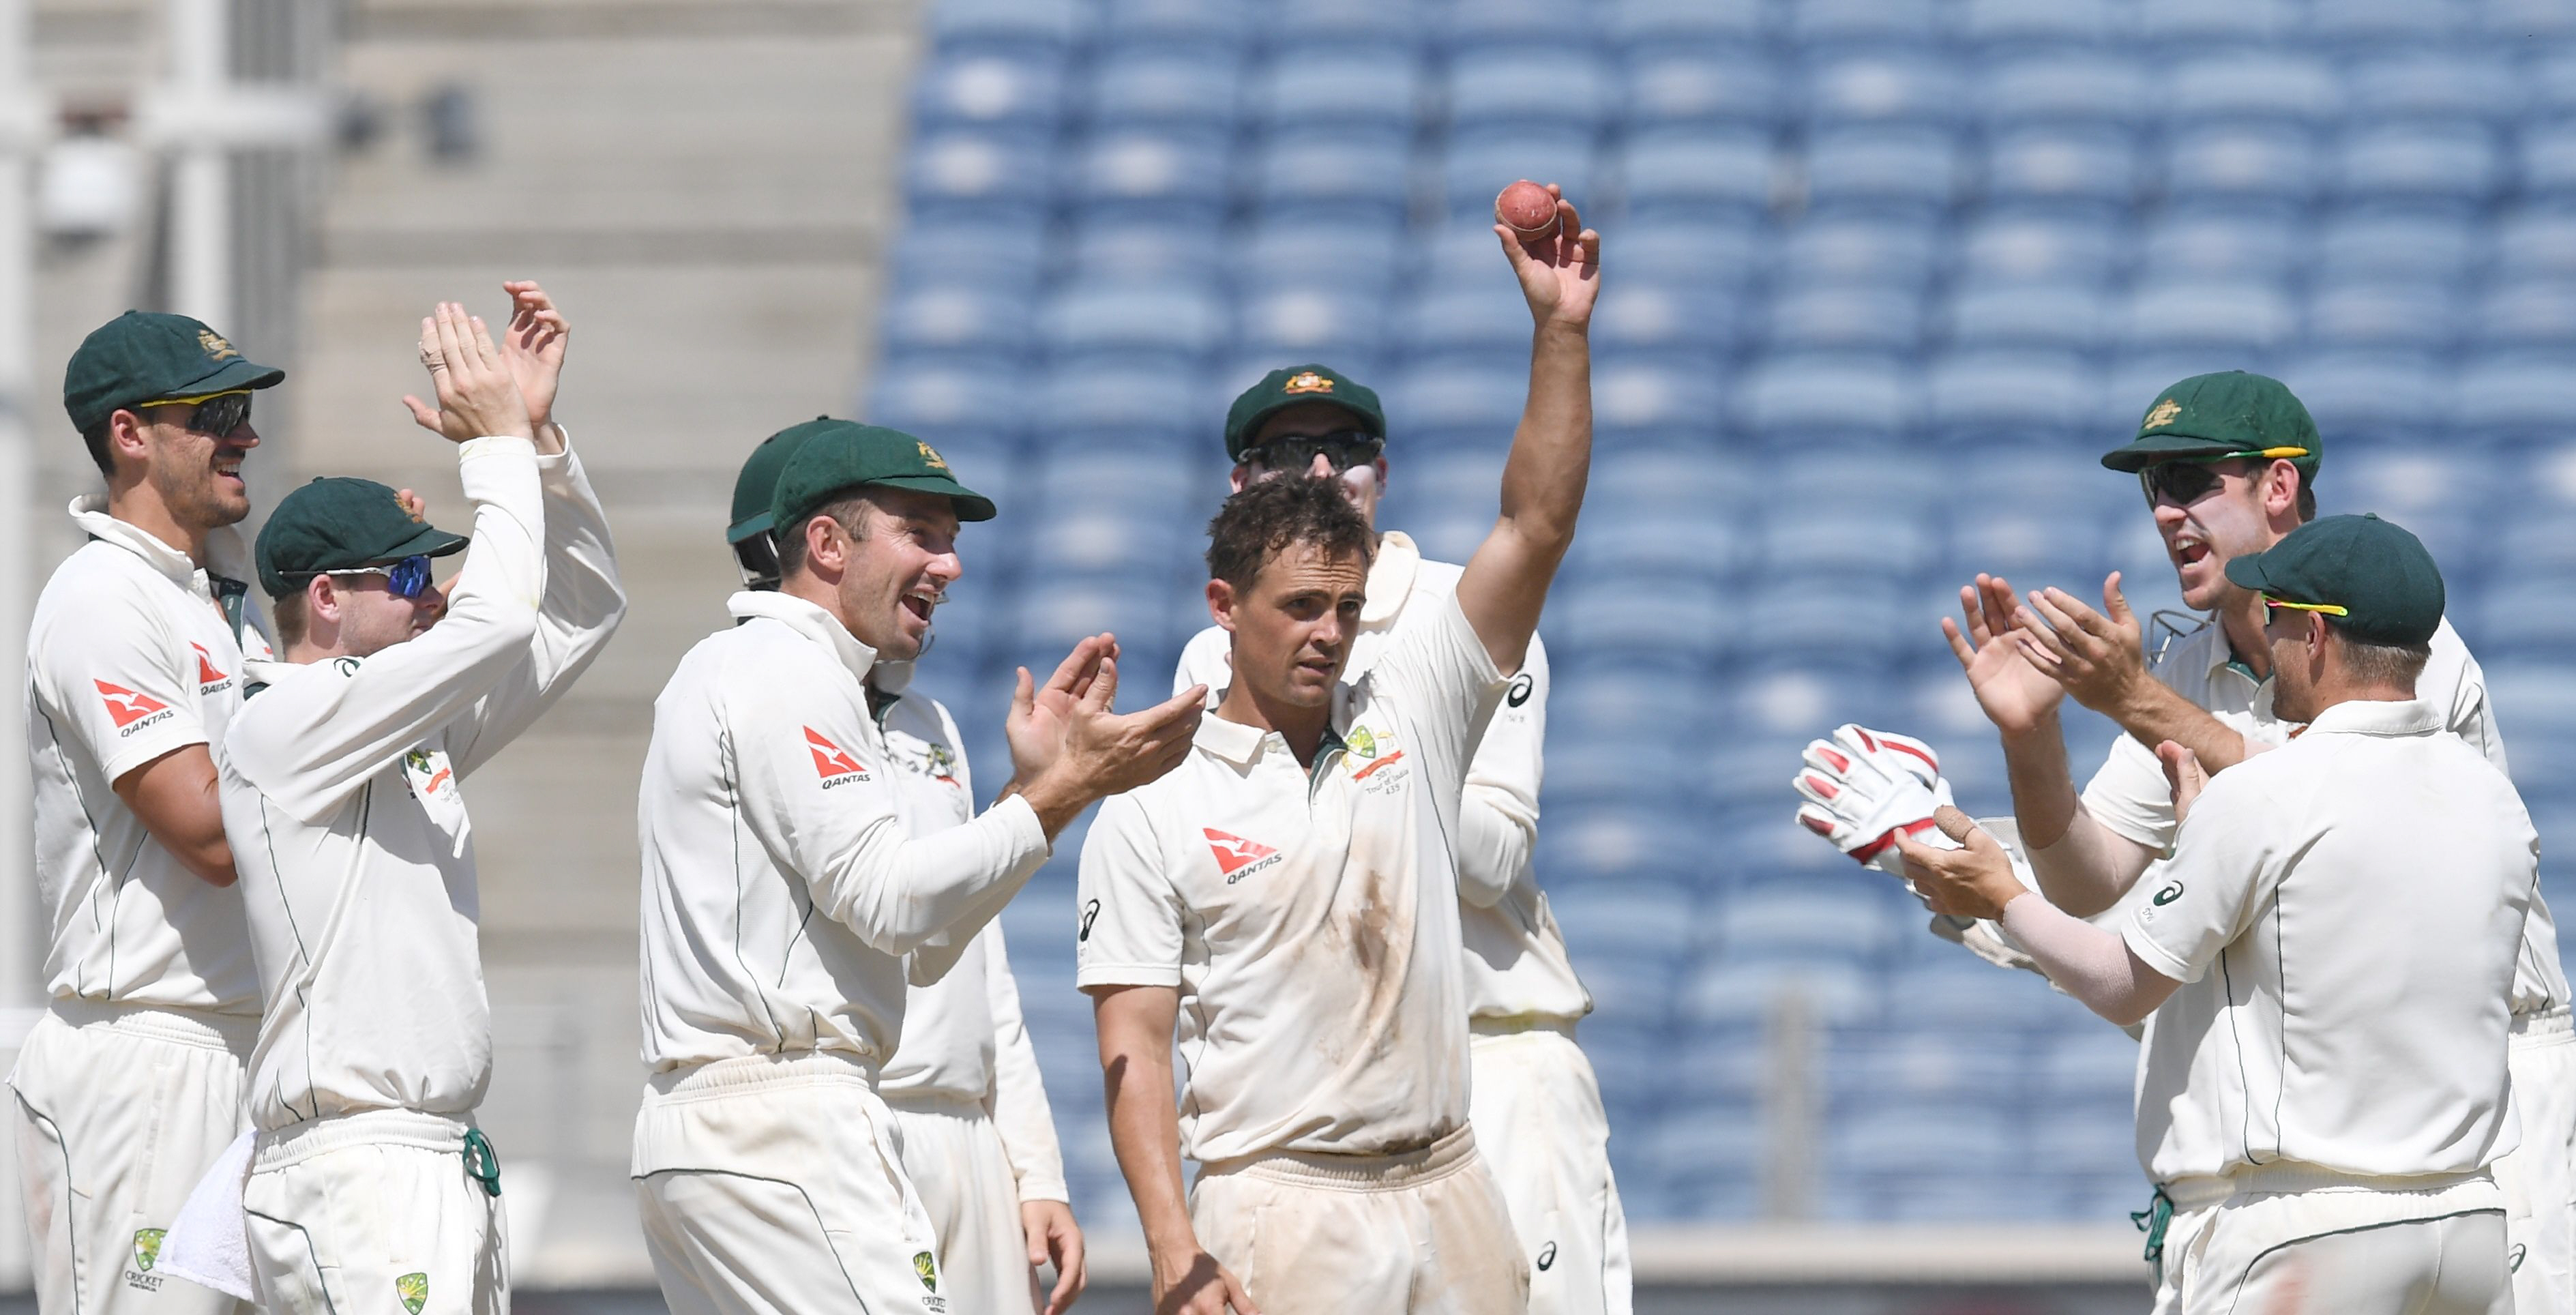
2100, 997, 2155, 1030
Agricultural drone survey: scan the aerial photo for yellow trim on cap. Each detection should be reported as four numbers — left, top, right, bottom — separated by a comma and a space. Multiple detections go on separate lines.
132, 387, 253, 409
2262, 594, 2350, 618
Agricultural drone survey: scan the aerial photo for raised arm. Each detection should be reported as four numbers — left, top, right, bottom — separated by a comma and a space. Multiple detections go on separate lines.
2012, 574, 2257, 772
1094, 984, 1258, 1315
1453, 185, 1601, 676
1455, 639, 1547, 908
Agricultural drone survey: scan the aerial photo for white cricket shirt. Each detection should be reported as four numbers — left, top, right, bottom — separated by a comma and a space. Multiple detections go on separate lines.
220, 436, 625, 1130
1091, 589, 1509, 1162
635, 592, 1051, 1074
2082, 617, 2568, 1015
25, 497, 271, 1014
2124, 697, 2536, 1183
1174, 530, 1588, 1023
869, 662, 1069, 1203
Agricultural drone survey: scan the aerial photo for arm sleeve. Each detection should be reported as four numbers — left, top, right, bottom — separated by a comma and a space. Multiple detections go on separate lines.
1455, 634, 1545, 908
1076, 794, 1186, 988
982, 925, 1071, 1203
2433, 632, 2511, 773
2120, 774, 2279, 984
1376, 593, 1510, 807
1172, 624, 1228, 697
449, 434, 629, 778
1998, 892, 2173, 1022
2078, 730, 2178, 853
35, 587, 207, 784
731, 680, 1052, 958
225, 437, 546, 822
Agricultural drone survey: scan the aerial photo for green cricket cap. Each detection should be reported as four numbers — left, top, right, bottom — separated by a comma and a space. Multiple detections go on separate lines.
256, 477, 470, 598
63, 311, 284, 435
2223, 513, 2444, 647
2100, 370, 2322, 475
1223, 364, 1385, 462
730, 417, 833, 545
769, 420, 997, 534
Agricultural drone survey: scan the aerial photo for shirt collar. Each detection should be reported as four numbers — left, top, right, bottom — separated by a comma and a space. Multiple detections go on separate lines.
1195, 698, 1270, 765
68, 494, 256, 595
728, 590, 879, 685
1360, 530, 1421, 626
2300, 696, 2444, 739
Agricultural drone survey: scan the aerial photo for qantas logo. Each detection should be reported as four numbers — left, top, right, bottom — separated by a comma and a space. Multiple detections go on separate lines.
190, 644, 233, 693
1203, 829, 1282, 883
93, 680, 173, 733
805, 727, 872, 787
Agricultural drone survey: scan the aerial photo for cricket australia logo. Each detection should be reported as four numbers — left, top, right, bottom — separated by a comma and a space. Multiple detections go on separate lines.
396, 1271, 428, 1314
403, 748, 454, 798
125, 1228, 166, 1290
913, 1249, 947, 1310
1342, 724, 1407, 787
1204, 828, 1282, 884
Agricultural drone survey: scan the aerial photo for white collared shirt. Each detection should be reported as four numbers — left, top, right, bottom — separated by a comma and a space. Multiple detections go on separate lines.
25, 498, 271, 1014
2125, 696, 2536, 1183
870, 666, 1069, 1202
221, 437, 625, 1129
1091, 589, 1507, 1162
1174, 530, 1589, 1022
636, 592, 1051, 1075
2082, 617, 2568, 1015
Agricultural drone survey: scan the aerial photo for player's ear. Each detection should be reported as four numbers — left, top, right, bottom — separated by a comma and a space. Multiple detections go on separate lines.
305, 572, 340, 626
1228, 464, 1252, 494
803, 514, 845, 575
1207, 578, 1237, 632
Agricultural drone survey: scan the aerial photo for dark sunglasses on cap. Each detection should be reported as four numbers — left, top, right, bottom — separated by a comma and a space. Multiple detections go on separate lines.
323, 555, 435, 599
1244, 430, 1384, 474
2137, 446, 2309, 508
138, 389, 254, 439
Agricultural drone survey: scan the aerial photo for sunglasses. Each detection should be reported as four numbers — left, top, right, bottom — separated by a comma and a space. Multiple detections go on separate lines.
325, 555, 436, 599
2137, 447, 2309, 508
140, 390, 254, 439
2260, 593, 2348, 623
1245, 431, 1384, 474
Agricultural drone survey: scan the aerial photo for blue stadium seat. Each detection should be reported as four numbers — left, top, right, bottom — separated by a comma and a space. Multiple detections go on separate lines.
1753, 509, 1938, 585
2345, 53, 2524, 126
1673, 1026, 1769, 1106
1616, 129, 1775, 221
2489, 0, 2576, 39
931, 0, 1085, 51
1787, 0, 1939, 50
1955, 213, 2125, 284
1803, 52, 1963, 127
2161, 125, 2322, 207
1432, 0, 1595, 49
1550, 578, 1734, 665
1256, 49, 1421, 131
1591, 278, 1741, 354
1618, 218, 1764, 288
2133, 0, 2296, 49
2036, 1024, 2137, 1104
1941, 282, 2110, 351
1954, 0, 2117, 47
1382, 359, 1526, 443
1924, 349, 2103, 439
1099, 0, 1250, 46
1551, 883, 1700, 960
1714, 886, 1900, 966
2314, 211, 2476, 286
2472, 579, 2576, 652
1777, 216, 1942, 289
903, 131, 1052, 221
1039, 278, 1227, 358
1741, 582, 1923, 666
1641, 1117, 1764, 1217
1261, 0, 1420, 54
1085, 48, 1243, 128
2167, 53, 2341, 125
1762, 284, 1923, 354
2457, 354, 2576, 437
1593, 357, 1728, 437
1981, 127, 2140, 213
2308, 0, 2471, 47
2473, 280, 2576, 351
1238, 286, 1386, 361
2275, 349, 2447, 441
1412, 218, 1535, 287
1602, 0, 1764, 50
1241, 220, 1404, 294
1024, 503, 1198, 576
1446, 48, 1613, 132
1247, 130, 1413, 226
1058, 219, 1227, 284
2136, 206, 2302, 282
878, 284, 1034, 360
2117, 281, 2296, 354
2305, 282, 2460, 353
1802, 126, 1961, 216
1882, 961, 2092, 1031
2333, 122, 2503, 209
1733, 352, 1917, 439
1682, 960, 1877, 1029
2493, 209, 2576, 284
868, 357, 1028, 434
2532, 50, 2576, 122
1066, 128, 1230, 222
911, 50, 1066, 137
2492, 511, 2576, 574
1034, 359, 1202, 438
1442, 128, 1600, 219
1624, 50, 1783, 130
1978, 55, 2152, 130
1563, 514, 1741, 585
1949, 507, 2112, 589
2520, 122, 2576, 203
890, 219, 1047, 293
1590, 445, 1748, 512
1395, 278, 1530, 361
1007, 576, 1185, 654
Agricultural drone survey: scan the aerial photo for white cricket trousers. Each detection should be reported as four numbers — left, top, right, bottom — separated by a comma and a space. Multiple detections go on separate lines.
8, 1001, 256, 1315
2151, 1169, 2508, 1315
632, 1052, 947, 1315
1468, 1022, 1631, 1315
242, 1108, 509, 1315
2498, 1009, 2576, 1315
1190, 1125, 1529, 1315
885, 1093, 1041, 1315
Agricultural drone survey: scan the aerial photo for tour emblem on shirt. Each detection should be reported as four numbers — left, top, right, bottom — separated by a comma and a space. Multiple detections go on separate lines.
805, 727, 872, 788
396, 1271, 429, 1314
898, 739, 962, 789
403, 748, 454, 798
191, 642, 233, 694
1342, 724, 1408, 789
93, 679, 173, 734
124, 1228, 166, 1291
1205, 829, 1283, 883
2152, 881, 2185, 906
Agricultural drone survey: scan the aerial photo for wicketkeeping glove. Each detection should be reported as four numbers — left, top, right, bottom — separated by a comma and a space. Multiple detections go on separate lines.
1791, 724, 1960, 876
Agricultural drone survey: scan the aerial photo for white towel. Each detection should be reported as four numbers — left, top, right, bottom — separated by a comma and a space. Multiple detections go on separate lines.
159, 1129, 256, 1301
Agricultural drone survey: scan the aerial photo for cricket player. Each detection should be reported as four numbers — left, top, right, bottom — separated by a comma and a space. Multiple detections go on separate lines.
217, 293, 624, 1314
1172, 359, 1627, 1314
719, 419, 1085, 1314
634, 420, 1200, 1315
17, 310, 281, 1314
1083, 192, 1599, 1315
1797, 372, 2576, 1312
1901, 513, 2529, 1314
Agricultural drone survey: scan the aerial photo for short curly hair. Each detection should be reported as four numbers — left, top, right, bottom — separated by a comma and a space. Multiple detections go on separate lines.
1204, 475, 1374, 590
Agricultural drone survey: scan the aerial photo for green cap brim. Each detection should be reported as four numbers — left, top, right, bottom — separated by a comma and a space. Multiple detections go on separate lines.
2221, 552, 2279, 595
384, 524, 471, 561
136, 357, 286, 407
726, 512, 775, 545
870, 474, 998, 522
2101, 432, 2281, 473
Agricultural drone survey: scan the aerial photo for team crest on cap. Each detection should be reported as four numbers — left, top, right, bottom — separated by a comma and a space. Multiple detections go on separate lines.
1283, 370, 1333, 395
198, 329, 239, 362
2144, 398, 2182, 429
916, 441, 949, 471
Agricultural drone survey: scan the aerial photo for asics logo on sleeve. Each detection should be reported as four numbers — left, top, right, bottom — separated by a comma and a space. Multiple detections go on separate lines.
1203, 829, 1282, 883
2153, 881, 2185, 906
804, 727, 872, 787
93, 680, 173, 733
1080, 898, 1101, 942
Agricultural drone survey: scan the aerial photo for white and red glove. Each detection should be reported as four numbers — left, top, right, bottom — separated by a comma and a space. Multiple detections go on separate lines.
1792, 724, 1959, 876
